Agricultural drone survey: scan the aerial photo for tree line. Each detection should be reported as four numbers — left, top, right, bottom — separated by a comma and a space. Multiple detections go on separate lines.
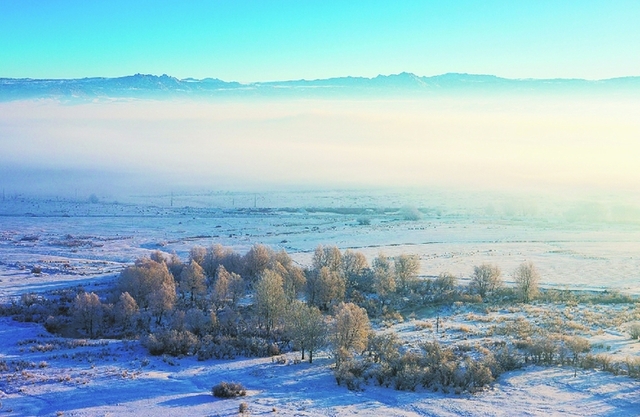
2, 242, 568, 394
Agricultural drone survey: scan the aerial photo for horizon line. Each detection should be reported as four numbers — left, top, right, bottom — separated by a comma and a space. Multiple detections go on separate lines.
3, 71, 640, 84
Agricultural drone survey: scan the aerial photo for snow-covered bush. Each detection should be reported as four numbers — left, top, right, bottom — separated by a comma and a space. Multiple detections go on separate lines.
334, 357, 368, 391
143, 329, 199, 356
212, 381, 246, 398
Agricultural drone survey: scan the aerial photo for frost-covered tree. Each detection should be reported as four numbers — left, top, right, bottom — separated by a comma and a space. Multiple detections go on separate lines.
114, 291, 138, 335
513, 261, 540, 303
149, 278, 176, 325
118, 258, 176, 314
243, 244, 274, 282
394, 254, 420, 295
286, 301, 327, 363
470, 263, 502, 298
306, 266, 345, 311
274, 250, 306, 301
254, 269, 287, 336
178, 260, 206, 308
189, 246, 207, 266
211, 265, 245, 310
434, 272, 457, 296
150, 250, 168, 264
312, 245, 343, 274
372, 254, 395, 308
166, 252, 184, 280
73, 292, 103, 338
331, 302, 371, 363
203, 244, 243, 279
341, 249, 369, 292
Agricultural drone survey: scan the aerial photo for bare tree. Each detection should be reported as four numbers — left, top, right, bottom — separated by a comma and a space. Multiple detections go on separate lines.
565, 336, 590, 377
372, 254, 395, 311
434, 272, 457, 297
341, 249, 369, 292
394, 254, 420, 295
470, 263, 502, 298
513, 261, 540, 303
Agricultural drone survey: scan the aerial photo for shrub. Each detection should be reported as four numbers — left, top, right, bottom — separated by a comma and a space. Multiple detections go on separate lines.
143, 329, 199, 356
44, 315, 66, 334
212, 381, 246, 398
628, 322, 640, 340
239, 402, 249, 414
334, 357, 368, 391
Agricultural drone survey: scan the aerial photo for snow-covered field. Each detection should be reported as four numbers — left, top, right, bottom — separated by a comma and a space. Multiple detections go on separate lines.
1, 193, 639, 416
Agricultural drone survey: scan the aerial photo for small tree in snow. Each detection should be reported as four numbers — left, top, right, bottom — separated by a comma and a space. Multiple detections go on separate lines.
286, 301, 327, 363
513, 261, 540, 303
470, 263, 502, 299
254, 269, 287, 336
331, 302, 371, 365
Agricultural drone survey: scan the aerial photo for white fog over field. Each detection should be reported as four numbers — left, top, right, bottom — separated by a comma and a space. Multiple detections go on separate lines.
1, 93, 639, 197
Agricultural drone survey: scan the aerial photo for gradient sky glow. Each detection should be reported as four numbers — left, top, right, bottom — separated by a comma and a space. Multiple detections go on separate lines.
2, 0, 640, 81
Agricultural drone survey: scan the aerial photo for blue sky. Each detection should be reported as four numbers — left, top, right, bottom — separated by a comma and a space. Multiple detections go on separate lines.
1, 1, 639, 81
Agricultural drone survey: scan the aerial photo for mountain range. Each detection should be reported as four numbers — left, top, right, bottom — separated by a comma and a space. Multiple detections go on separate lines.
1, 72, 639, 101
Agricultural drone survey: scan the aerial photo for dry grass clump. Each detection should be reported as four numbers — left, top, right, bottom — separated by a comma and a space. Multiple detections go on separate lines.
415, 321, 433, 330
628, 322, 640, 340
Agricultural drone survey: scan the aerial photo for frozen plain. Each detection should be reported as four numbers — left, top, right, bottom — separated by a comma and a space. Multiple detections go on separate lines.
1, 190, 639, 416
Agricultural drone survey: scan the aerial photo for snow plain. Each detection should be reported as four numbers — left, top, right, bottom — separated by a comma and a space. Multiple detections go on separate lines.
1, 192, 639, 416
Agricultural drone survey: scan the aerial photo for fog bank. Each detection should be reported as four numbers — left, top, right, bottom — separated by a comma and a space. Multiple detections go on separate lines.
1, 94, 639, 200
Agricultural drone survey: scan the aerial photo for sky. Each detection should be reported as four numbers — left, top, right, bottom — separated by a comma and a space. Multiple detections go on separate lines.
1, 1, 640, 201
1, 0, 640, 82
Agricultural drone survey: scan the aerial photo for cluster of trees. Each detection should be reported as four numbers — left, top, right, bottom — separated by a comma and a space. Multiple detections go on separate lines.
470, 261, 540, 303
16, 239, 628, 394
5, 243, 543, 352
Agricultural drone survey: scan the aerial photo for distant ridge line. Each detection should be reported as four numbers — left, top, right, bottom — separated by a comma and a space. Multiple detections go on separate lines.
1, 72, 639, 102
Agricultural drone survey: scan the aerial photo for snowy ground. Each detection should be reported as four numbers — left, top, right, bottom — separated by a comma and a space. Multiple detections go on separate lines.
1, 194, 639, 416
1, 317, 639, 417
